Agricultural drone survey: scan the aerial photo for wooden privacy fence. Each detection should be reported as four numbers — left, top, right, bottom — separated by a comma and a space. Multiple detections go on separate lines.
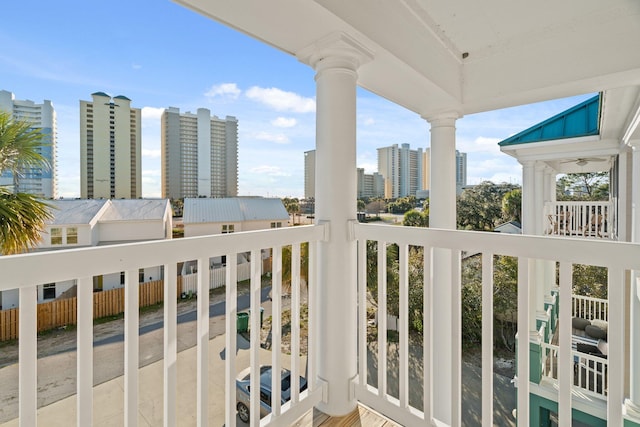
0, 278, 183, 341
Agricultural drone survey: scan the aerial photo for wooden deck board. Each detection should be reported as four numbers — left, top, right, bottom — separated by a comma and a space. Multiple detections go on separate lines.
291, 404, 401, 427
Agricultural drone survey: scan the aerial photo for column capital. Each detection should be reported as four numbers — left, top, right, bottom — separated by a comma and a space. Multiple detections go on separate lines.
423, 111, 461, 127
519, 159, 535, 168
297, 32, 374, 72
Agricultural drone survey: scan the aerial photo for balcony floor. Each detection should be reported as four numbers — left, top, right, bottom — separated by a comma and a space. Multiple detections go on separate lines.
293, 405, 400, 427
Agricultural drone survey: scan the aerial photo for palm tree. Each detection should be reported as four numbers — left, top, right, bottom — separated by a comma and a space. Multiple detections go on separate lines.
0, 111, 52, 255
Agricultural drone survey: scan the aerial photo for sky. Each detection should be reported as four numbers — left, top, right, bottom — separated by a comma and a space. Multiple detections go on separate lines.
0, 0, 595, 199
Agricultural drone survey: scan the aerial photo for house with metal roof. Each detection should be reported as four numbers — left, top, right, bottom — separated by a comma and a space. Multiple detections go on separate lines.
0, 199, 172, 309
183, 197, 289, 237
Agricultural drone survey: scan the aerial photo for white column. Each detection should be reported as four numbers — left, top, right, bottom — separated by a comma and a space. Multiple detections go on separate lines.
521, 161, 536, 235
427, 115, 458, 229
520, 161, 540, 335
534, 162, 545, 236
299, 33, 372, 416
425, 113, 460, 425
627, 144, 640, 417
543, 167, 556, 295
534, 164, 547, 328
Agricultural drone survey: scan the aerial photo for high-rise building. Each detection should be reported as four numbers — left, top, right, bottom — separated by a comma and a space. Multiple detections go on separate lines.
455, 150, 467, 193
0, 90, 56, 198
357, 168, 384, 199
377, 143, 424, 198
304, 149, 316, 199
80, 92, 141, 199
161, 107, 238, 199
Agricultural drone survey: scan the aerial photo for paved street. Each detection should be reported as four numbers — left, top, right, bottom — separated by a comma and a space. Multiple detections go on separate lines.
0, 287, 273, 424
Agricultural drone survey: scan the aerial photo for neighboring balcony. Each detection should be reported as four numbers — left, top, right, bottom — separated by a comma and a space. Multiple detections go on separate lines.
544, 201, 616, 240
0, 223, 637, 426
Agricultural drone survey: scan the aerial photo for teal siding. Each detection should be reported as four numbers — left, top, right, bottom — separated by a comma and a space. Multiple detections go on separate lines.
499, 94, 600, 146
528, 393, 607, 426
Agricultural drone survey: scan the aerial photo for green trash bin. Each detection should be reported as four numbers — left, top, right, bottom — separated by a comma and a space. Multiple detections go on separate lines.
237, 312, 249, 333
247, 307, 265, 330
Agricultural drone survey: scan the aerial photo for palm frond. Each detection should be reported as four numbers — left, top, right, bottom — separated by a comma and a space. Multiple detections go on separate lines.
0, 111, 51, 177
0, 186, 53, 255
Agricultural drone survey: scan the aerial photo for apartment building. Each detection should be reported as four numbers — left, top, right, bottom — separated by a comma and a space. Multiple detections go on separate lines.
0, 90, 57, 198
304, 149, 316, 199
357, 167, 384, 199
80, 92, 141, 199
161, 107, 238, 199
377, 143, 424, 198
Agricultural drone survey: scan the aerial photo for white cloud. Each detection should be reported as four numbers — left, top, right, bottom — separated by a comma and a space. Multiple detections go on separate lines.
132, 63, 142, 70
358, 162, 378, 174
457, 136, 502, 154
205, 83, 241, 99
363, 117, 375, 126
271, 117, 297, 128
141, 106, 164, 120
245, 86, 315, 113
249, 165, 291, 177
142, 149, 161, 158
254, 131, 290, 144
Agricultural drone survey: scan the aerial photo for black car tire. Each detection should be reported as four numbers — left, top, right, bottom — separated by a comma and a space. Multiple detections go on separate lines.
237, 402, 250, 423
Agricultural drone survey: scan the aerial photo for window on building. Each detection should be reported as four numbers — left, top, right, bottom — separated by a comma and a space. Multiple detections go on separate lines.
43, 283, 56, 300
222, 224, 235, 234
270, 222, 282, 228
66, 227, 78, 244
50, 228, 62, 245
120, 271, 125, 285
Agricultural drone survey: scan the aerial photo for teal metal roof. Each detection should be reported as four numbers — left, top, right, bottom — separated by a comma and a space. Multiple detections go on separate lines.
499, 94, 600, 146
91, 91, 110, 97
113, 95, 131, 101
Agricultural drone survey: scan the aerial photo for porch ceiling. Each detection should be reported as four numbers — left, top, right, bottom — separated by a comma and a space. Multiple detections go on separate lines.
175, 0, 640, 117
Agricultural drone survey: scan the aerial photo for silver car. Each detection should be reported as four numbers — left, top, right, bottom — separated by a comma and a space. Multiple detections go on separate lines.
236, 365, 308, 423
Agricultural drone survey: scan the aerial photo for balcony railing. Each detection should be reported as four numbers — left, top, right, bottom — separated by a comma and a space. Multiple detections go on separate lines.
0, 223, 637, 426
540, 341, 608, 400
573, 294, 608, 323
544, 201, 616, 239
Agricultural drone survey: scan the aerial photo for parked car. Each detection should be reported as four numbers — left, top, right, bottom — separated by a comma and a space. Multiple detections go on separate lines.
236, 365, 307, 422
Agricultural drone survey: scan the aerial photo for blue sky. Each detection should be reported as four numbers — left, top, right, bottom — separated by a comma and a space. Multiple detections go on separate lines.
0, 0, 594, 199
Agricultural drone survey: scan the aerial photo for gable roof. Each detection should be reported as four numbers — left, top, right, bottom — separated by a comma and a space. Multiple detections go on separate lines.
499, 95, 600, 147
183, 198, 289, 224
47, 199, 108, 225
100, 199, 170, 222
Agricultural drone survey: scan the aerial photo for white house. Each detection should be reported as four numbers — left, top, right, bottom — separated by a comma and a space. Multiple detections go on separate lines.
0, 199, 172, 309
183, 197, 289, 237
181, 197, 289, 273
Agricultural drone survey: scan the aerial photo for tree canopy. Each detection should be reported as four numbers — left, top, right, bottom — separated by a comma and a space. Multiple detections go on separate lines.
0, 111, 53, 254
403, 209, 428, 227
557, 172, 609, 201
457, 181, 520, 231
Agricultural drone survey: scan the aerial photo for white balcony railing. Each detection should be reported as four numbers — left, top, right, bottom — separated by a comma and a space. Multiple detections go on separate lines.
541, 341, 608, 400
0, 223, 637, 426
0, 225, 326, 427
573, 294, 609, 322
545, 201, 615, 239
352, 223, 633, 427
